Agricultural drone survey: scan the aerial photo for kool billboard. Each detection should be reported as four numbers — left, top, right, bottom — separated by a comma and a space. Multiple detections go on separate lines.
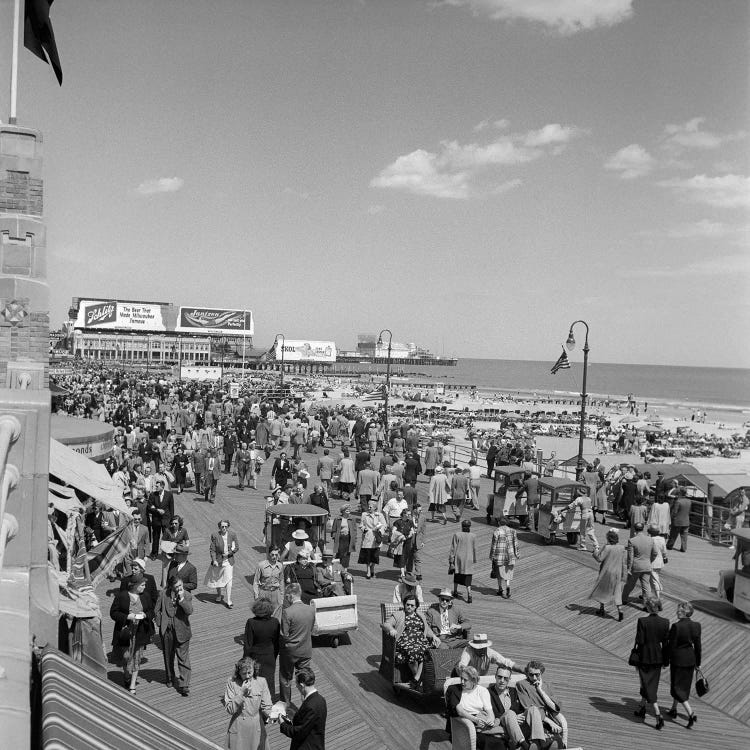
74, 300, 166, 331
275, 340, 337, 362
176, 307, 254, 335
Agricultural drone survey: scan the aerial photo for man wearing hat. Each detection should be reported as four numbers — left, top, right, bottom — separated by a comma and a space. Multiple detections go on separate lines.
331, 505, 357, 570
315, 548, 352, 597
425, 589, 471, 649
281, 529, 314, 562
392, 572, 424, 605
284, 548, 319, 605
167, 544, 197, 591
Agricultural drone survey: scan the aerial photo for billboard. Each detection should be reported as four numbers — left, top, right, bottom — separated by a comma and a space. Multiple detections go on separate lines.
275, 340, 337, 362
176, 307, 254, 336
179, 365, 223, 381
74, 300, 166, 331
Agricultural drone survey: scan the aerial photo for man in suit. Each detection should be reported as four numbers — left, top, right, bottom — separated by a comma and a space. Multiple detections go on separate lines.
167, 546, 198, 591
316, 449, 335, 495
223, 431, 237, 473
192, 448, 206, 495
314, 548, 353, 597
279, 666, 327, 749
407, 503, 427, 581
155, 576, 193, 695
148, 479, 174, 558
203, 448, 221, 503
622, 522, 657, 605
126, 510, 149, 563
483, 665, 528, 750
279, 583, 315, 704
424, 589, 471, 649
514, 660, 563, 749
272, 452, 293, 489
356, 462, 380, 513
667, 487, 691, 552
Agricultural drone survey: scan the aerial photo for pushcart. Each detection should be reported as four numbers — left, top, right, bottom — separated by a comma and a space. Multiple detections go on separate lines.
264, 503, 330, 554
488, 465, 529, 525
719, 527, 750, 622
536, 477, 589, 545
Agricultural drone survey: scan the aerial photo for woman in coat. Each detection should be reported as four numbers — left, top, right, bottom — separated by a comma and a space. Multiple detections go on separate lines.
449, 520, 478, 603
223, 657, 273, 750
243, 598, 280, 699
427, 466, 450, 524
110, 573, 154, 695
667, 601, 701, 727
590, 529, 628, 620
632, 596, 670, 730
358, 499, 387, 579
489, 517, 519, 598
337, 449, 356, 497
331, 505, 357, 569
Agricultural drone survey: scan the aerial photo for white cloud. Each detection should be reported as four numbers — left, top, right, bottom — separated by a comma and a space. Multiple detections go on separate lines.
371, 123, 585, 199
474, 118, 510, 132
631, 253, 750, 279
439, 0, 634, 34
367, 204, 386, 215
658, 174, 750, 209
662, 117, 746, 151
604, 144, 655, 179
135, 177, 184, 196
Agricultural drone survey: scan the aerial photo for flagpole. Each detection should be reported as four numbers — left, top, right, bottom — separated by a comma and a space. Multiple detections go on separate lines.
9, 0, 21, 123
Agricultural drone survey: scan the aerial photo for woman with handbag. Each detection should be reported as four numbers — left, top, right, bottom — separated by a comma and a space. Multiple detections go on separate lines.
631, 596, 670, 729
358, 499, 386, 580
667, 601, 701, 727
109, 573, 155, 695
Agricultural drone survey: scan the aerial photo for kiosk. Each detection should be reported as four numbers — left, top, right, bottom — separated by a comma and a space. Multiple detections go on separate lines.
536, 477, 589, 545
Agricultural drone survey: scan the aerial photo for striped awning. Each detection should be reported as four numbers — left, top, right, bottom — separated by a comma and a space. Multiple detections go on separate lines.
41, 648, 222, 750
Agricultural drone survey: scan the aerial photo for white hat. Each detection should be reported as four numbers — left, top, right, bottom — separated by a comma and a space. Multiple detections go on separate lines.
468, 633, 492, 649
292, 530, 309, 540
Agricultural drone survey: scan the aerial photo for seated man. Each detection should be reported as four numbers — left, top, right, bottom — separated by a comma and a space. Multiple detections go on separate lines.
425, 589, 471, 649
314, 548, 352, 597
485, 665, 528, 750
514, 660, 563, 750
284, 549, 319, 604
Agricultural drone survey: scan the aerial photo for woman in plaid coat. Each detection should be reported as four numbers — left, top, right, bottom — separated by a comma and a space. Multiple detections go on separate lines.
489, 517, 519, 598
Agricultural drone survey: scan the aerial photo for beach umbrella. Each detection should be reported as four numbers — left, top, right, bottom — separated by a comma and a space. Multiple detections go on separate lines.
619, 415, 640, 424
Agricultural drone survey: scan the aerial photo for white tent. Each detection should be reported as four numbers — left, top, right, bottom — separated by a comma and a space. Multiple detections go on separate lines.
49, 439, 131, 515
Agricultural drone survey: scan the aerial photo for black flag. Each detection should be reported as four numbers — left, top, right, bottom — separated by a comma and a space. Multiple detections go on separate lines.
25, 0, 63, 85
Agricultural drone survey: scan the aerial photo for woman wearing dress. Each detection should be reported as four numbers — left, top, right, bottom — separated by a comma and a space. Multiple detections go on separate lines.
647, 495, 671, 539
648, 526, 669, 596
589, 529, 627, 620
205, 519, 240, 608
632, 596, 670, 730
449, 520, 478, 603
223, 657, 273, 750
109, 573, 154, 695
667, 601, 701, 728
243, 598, 281, 699
428, 466, 451, 524
389, 508, 415, 577
358, 499, 387, 579
489, 517, 519, 599
381, 593, 440, 688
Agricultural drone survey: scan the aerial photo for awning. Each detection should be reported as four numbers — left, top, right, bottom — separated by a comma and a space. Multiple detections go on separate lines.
49, 483, 83, 514
49, 439, 130, 515
40, 648, 223, 750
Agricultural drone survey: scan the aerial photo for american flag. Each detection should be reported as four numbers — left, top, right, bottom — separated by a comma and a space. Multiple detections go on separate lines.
550, 347, 571, 374
361, 384, 387, 401
69, 525, 131, 588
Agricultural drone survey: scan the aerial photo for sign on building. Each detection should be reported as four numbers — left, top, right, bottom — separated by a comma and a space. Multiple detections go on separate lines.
74, 300, 166, 331
176, 307, 254, 336
275, 340, 337, 362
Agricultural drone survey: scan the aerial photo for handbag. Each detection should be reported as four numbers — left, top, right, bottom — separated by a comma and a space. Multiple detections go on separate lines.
695, 667, 709, 696
628, 645, 641, 667
117, 623, 133, 646
490, 562, 498, 579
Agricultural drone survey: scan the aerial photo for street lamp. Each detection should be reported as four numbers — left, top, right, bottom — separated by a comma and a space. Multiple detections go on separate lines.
377, 328, 393, 435
274, 333, 285, 391
566, 320, 590, 481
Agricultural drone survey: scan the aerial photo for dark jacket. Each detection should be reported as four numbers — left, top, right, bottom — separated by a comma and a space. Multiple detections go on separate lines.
635, 613, 670, 667
110, 589, 154, 648
155, 589, 193, 643
669, 618, 701, 667
243, 616, 280, 659
280, 690, 327, 750
119, 572, 159, 606
148, 490, 174, 528
488, 683, 523, 718
166, 560, 198, 591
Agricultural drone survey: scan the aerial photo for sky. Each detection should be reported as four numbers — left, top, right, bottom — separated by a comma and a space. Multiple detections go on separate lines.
0, 0, 748, 367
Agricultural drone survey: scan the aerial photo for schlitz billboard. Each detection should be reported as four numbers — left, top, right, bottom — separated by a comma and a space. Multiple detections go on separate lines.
176, 307, 254, 336
74, 300, 166, 331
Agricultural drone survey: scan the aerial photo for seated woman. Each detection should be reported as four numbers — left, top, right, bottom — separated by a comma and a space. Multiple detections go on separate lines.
457, 633, 521, 676
445, 665, 495, 733
381, 593, 440, 689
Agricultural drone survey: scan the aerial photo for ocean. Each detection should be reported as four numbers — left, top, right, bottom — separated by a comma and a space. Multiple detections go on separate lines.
346, 359, 750, 412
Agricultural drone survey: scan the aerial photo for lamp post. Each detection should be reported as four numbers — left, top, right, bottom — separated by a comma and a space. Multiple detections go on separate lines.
377, 328, 393, 435
566, 320, 590, 481
274, 333, 285, 391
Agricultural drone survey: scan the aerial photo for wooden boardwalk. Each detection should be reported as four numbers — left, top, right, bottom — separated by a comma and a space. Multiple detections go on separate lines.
97, 457, 750, 749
